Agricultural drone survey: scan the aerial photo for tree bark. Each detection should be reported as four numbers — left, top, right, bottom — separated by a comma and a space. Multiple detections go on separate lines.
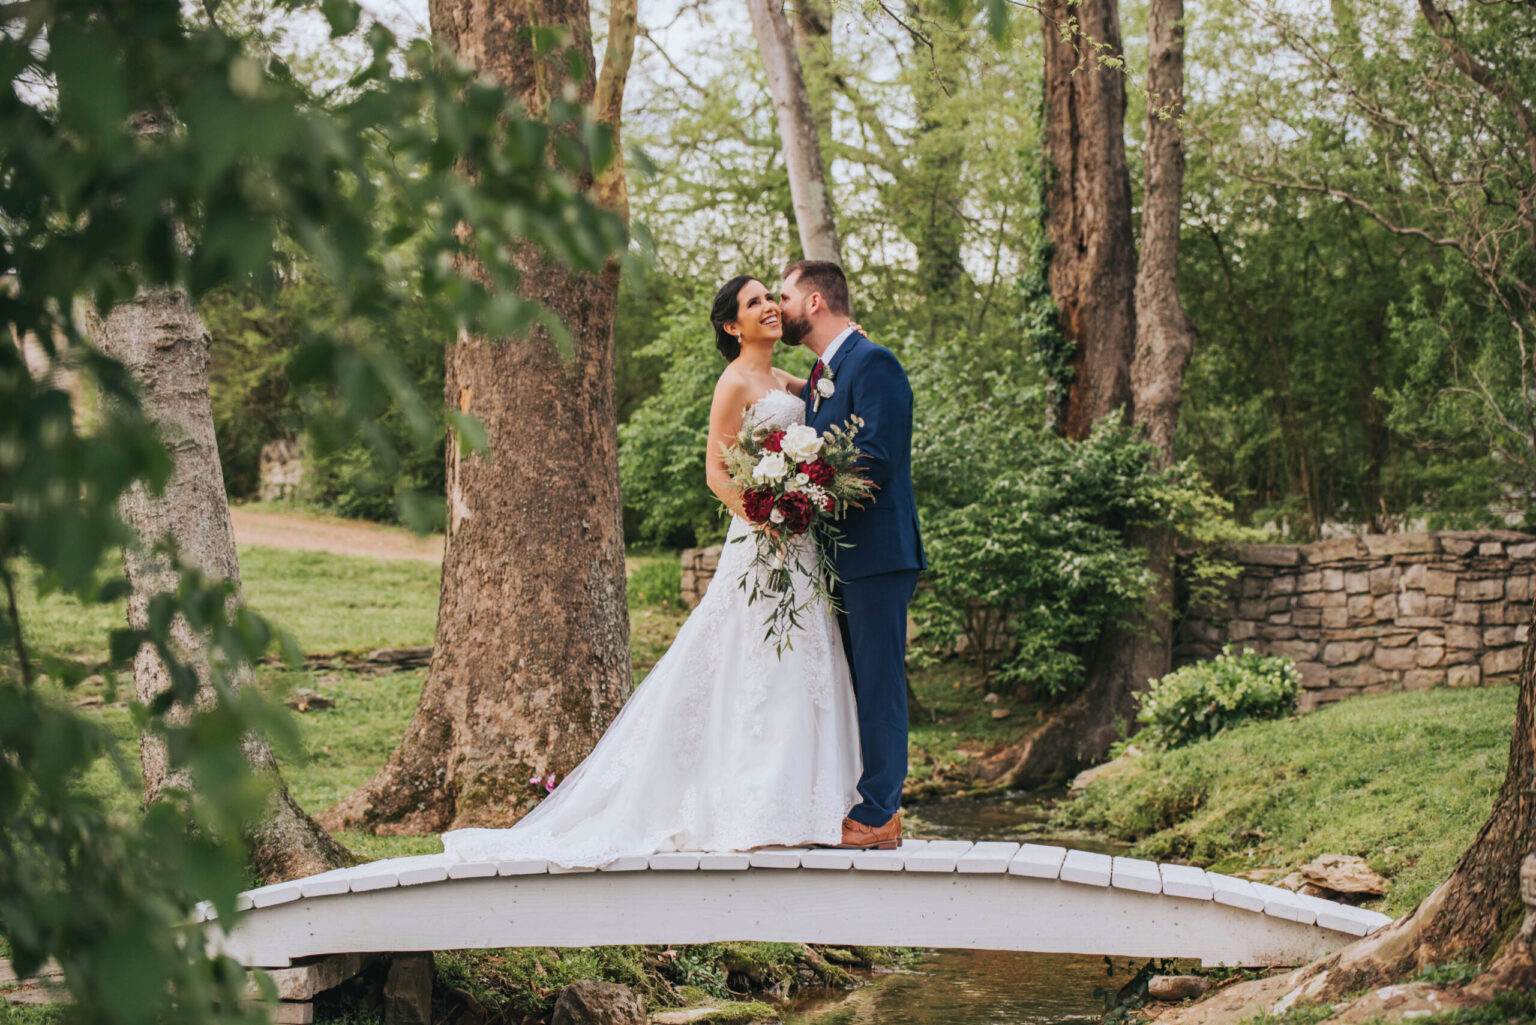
981, 0, 1194, 788
1041, 0, 1136, 441
747, 0, 842, 264
319, 0, 637, 834
90, 286, 353, 883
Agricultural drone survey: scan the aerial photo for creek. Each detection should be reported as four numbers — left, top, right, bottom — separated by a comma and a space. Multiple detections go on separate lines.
777, 790, 1149, 1025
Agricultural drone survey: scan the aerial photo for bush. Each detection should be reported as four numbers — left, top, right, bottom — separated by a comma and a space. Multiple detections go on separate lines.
906, 336, 1246, 698
1133, 646, 1301, 750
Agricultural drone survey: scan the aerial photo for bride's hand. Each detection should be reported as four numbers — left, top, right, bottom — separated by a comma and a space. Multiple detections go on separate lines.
849, 319, 867, 337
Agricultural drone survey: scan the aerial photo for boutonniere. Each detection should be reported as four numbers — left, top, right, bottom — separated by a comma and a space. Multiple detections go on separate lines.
812, 364, 836, 412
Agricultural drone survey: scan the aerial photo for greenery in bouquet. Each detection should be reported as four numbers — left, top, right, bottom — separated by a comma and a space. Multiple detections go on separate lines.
721, 414, 874, 652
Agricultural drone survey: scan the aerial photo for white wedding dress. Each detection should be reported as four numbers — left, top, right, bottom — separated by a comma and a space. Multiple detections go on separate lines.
440, 389, 862, 869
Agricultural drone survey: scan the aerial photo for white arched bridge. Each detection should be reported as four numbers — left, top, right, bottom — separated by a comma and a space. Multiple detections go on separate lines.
210, 840, 1391, 973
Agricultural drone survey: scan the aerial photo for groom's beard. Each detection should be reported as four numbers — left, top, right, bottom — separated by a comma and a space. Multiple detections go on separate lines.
780, 311, 811, 347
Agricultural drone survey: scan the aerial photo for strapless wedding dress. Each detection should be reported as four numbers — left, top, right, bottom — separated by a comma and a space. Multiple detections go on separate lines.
440, 389, 861, 868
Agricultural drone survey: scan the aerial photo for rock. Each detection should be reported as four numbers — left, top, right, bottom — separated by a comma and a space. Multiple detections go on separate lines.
982, 692, 999, 704
73, 694, 104, 709
990, 706, 1011, 719
650, 1006, 780, 1024
551, 980, 646, 1025
1322, 982, 1474, 1024
1297, 853, 1388, 899
1068, 745, 1142, 794
283, 688, 336, 712
1147, 976, 1212, 1002
383, 953, 433, 1025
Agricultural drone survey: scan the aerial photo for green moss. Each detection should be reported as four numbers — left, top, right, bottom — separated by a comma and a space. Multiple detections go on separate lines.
433, 946, 653, 1023
0, 1005, 68, 1025
664, 1002, 779, 1024
1055, 686, 1515, 915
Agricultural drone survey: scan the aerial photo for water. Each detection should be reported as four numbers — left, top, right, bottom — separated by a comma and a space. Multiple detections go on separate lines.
778, 790, 1143, 1025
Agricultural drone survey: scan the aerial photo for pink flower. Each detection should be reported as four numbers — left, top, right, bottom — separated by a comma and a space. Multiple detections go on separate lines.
543, 772, 557, 792
528, 775, 542, 785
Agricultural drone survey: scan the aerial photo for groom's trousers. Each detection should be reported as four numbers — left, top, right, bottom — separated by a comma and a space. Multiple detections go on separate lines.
837, 568, 921, 827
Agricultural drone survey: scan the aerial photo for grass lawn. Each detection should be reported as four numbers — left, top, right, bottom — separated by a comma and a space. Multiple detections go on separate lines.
1052, 685, 1516, 916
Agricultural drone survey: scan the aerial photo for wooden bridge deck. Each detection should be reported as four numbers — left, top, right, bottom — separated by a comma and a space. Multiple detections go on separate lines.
210, 840, 1391, 970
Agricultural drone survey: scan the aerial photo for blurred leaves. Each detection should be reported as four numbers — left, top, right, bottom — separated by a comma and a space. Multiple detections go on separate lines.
0, 0, 626, 1022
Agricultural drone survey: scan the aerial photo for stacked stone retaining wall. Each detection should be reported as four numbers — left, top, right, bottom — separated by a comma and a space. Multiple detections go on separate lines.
1178, 531, 1534, 711
680, 545, 723, 608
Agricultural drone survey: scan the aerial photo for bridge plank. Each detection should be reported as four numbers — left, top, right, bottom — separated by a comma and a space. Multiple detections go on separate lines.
299, 868, 360, 897
446, 862, 499, 880
1008, 845, 1066, 879
798, 849, 854, 870
548, 865, 597, 874
243, 881, 303, 909
700, 853, 751, 871
348, 863, 401, 893
598, 856, 651, 872
648, 852, 701, 871
1059, 850, 1113, 887
1306, 897, 1391, 937
905, 841, 975, 873
957, 842, 1020, 874
1157, 864, 1213, 901
1207, 873, 1265, 912
1251, 882, 1316, 925
396, 856, 451, 887
1111, 857, 1162, 895
496, 859, 549, 876
748, 848, 809, 869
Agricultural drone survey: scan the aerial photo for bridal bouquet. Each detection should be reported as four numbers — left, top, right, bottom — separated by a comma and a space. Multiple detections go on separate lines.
721, 415, 874, 652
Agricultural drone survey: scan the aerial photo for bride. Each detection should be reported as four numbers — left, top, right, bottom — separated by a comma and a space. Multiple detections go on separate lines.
440, 275, 862, 868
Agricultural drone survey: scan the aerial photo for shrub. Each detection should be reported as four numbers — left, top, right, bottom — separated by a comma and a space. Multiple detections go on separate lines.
1133, 646, 1301, 750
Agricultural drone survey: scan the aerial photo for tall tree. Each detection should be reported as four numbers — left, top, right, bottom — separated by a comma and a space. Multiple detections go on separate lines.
89, 279, 352, 882
982, 0, 1196, 785
321, 0, 639, 833
1040, 0, 1136, 441
87, 108, 349, 882
748, 0, 843, 263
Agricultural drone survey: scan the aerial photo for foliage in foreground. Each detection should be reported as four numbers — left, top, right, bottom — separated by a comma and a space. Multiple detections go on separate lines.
1132, 647, 1301, 751
0, 1, 623, 1023
1055, 686, 1514, 915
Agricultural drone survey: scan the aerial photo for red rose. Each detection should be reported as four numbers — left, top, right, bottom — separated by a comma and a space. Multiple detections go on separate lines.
741, 488, 775, 523
778, 491, 815, 534
763, 430, 785, 453
822, 495, 836, 513
799, 458, 835, 487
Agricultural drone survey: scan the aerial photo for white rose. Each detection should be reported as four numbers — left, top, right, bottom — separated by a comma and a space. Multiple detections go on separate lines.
816, 377, 836, 399
780, 423, 824, 462
769, 507, 785, 524
752, 451, 789, 483
794, 472, 811, 487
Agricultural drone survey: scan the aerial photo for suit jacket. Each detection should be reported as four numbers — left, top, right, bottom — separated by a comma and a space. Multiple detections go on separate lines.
804, 332, 925, 581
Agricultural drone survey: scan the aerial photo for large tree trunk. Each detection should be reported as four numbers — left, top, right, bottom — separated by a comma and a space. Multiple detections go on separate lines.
1041, 0, 1136, 441
1158, 614, 1536, 1025
319, 0, 637, 834
90, 285, 353, 883
981, 0, 1193, 788
747, 0, 842, 264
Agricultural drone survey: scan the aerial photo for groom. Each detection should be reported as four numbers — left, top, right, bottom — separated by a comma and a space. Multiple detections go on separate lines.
778, 260, 925, 850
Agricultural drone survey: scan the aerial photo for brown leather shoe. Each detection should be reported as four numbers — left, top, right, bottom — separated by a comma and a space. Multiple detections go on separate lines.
834, 812, 902, 850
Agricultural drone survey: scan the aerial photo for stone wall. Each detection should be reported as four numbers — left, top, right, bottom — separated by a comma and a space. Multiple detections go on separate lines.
680, 545, 724, 608
1178, 531, 1534, 712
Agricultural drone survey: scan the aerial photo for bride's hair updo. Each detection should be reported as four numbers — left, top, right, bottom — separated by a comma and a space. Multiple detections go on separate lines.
711, 275, 755, 361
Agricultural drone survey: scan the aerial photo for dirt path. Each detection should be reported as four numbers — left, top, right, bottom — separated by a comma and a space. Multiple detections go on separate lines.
230, 506, 443, 563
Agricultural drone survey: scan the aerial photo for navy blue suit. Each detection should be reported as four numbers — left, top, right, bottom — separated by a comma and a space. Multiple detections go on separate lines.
804, 332, 925, 826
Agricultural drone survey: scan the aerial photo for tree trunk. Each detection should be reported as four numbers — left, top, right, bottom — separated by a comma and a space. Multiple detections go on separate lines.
981, 0, 1193, 789
747, 0, 842, 264
1041, 0, 1136, 441
319, 0, 637, 835
1169, 610, 1536, 1022
90, 285, 353, 883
